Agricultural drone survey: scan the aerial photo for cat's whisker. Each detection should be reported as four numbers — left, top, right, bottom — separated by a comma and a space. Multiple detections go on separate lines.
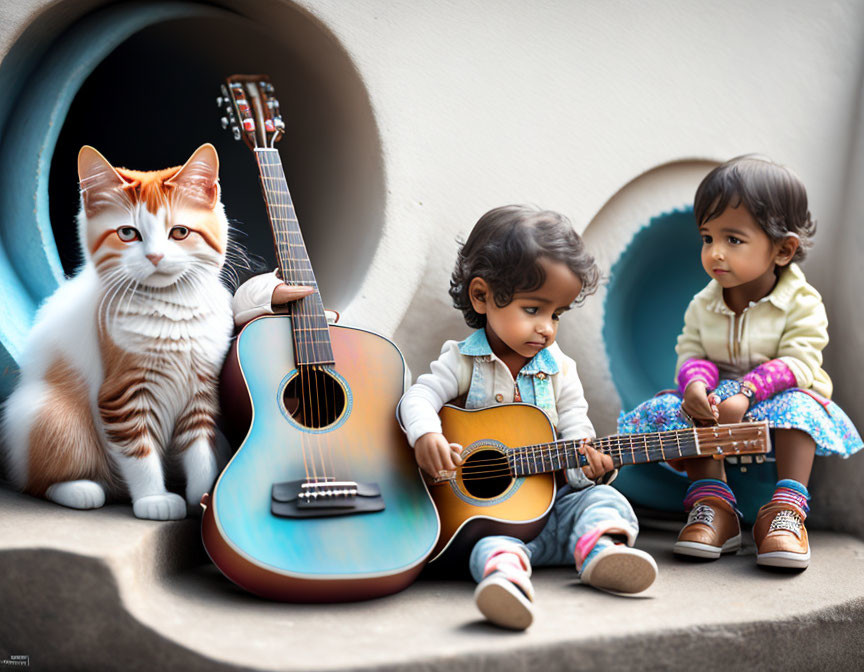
104, 278, 134, 333
96, 271, 128, 332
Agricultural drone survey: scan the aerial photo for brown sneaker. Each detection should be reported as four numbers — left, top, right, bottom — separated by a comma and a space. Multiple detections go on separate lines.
674, 496, 741, 559
753, 502, 810, 569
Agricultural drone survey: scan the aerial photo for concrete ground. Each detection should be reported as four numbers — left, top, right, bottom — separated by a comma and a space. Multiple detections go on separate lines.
2, 486, 864, 672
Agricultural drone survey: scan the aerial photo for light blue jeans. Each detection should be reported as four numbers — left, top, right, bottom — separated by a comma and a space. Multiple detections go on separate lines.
468, 484, 639, 582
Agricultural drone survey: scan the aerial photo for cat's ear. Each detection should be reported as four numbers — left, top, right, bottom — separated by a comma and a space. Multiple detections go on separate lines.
78, 146, 130, 217
166, 144, 219, 209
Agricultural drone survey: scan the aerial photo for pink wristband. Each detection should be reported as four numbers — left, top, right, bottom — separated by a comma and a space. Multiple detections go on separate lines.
741, 359, 797, 402
677, 358, 719, 396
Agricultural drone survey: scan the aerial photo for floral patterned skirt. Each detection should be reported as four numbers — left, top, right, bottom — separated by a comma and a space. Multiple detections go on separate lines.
618, 381, 863, 458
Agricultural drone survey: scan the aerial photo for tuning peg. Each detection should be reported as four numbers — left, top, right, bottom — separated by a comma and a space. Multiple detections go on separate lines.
220, 117, 229, 129
216, 96, 224, 107
232, 128, 241, 141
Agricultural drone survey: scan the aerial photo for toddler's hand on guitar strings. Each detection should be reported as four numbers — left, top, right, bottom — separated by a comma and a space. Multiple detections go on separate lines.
578, 438, 614, 480
414, 432, 463, 479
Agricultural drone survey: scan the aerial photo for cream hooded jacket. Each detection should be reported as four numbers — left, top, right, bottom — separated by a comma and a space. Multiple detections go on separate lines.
674, 263, 832, 399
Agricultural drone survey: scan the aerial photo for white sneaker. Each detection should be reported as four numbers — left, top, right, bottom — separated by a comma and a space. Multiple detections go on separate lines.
474, 571, 535, 631
580, 545, 658, 594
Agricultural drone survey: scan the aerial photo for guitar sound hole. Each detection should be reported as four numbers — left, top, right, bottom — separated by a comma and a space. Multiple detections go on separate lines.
460, 449, 513, 499
282, 367, 347, 429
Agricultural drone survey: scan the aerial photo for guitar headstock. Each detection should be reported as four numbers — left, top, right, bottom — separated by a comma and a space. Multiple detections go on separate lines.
217, 75, 285, 150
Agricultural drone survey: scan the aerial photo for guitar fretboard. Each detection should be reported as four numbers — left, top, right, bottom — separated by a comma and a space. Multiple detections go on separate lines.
507, 423, 768, 477
255, 149, 334, 366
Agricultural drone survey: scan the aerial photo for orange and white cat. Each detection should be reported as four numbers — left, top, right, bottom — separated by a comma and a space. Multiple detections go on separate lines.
2, 144, 234, 520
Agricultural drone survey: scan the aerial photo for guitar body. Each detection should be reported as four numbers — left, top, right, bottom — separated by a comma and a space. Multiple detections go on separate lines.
430, 404, 557, 565
203, 315, 440, 602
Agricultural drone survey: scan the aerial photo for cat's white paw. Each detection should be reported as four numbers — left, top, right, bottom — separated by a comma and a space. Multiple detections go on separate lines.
45, 480, 106, 509
133, 493, 186, 521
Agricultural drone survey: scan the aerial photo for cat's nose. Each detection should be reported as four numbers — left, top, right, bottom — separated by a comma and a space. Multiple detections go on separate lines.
146, 253, 164, 267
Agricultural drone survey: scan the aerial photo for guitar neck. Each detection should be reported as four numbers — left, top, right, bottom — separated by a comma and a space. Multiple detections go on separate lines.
255, 149, 334, 366
508, 422, 769, 477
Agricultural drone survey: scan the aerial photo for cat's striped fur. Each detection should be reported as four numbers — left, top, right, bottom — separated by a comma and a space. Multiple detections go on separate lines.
2, 144, 233, 520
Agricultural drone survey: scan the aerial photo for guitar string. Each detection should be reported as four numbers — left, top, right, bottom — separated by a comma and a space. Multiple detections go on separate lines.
273, 149, 322, 481
456, 441, 764, 476
262, 146, 317, 484
454, 435, 768, 481
452, 425, 766, 467
269, 149, 310, 483
268, 146, 336, 482
456, 435, 766, 472
451, 428, 768, 480
455, 441, 768, 481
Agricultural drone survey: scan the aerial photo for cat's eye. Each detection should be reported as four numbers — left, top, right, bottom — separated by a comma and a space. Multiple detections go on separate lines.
116, 227, 140, 242
170, 226, 190, 240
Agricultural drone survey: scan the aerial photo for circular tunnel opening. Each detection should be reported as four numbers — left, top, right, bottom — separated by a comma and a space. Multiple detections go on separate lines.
49, 12, 384, 305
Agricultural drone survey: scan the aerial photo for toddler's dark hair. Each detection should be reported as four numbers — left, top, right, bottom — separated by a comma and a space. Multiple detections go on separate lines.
449, 205, 601, 329
694, 155, 816, 263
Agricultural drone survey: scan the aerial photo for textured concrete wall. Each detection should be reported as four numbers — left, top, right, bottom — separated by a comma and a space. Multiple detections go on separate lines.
1, 0, 863, 531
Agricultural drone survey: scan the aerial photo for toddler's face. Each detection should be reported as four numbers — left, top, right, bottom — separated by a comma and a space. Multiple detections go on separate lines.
699, 205, 782, 290
480, 258, 583, 360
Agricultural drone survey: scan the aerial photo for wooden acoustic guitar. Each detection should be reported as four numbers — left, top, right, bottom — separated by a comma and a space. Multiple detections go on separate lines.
201, 75, 439, 602
428, 403, 770, 564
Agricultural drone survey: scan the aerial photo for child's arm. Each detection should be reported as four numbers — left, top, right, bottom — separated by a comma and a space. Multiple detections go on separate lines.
554, 352, 613, 487
719, 290, 829, 422
769, 290, 829, 394
397, 342, 468, 476
675, 299, 719, 422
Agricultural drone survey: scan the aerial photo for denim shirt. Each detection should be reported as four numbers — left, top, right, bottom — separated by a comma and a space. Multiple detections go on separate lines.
398, 329, 596, 489
458, 329, 558, 419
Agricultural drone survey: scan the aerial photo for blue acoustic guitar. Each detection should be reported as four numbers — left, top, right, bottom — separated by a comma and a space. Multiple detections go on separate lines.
202, 75, 439, 602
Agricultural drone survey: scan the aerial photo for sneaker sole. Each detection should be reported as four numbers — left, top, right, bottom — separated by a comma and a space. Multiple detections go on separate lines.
674, 533, 742, 559
474, 576, 534, 630
756, 550, 810, 569
581, 547, 658, 594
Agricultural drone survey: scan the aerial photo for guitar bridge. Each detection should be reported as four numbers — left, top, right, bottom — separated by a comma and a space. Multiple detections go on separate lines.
271, 479, 385, 519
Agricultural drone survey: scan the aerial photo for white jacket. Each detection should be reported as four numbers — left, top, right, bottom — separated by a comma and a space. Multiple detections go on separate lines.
398, 329, 596, 488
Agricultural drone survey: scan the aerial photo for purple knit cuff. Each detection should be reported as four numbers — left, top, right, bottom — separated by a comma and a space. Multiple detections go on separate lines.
677, 358, 720, 396
741, 359, 797, 402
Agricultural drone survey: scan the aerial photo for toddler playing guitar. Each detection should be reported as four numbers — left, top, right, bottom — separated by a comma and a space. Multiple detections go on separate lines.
397, 205, 657, 630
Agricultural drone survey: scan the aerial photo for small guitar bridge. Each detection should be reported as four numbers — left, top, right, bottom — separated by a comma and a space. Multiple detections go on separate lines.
271, 479, 385, 519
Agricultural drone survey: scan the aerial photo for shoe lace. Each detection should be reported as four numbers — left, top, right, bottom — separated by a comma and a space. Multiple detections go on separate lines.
768, 509, 803, 537
687, 503, 715, 528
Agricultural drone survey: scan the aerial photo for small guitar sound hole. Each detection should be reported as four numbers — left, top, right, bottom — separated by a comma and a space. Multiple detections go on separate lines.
460, 449, 513, 499
283, 367, 347, 429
